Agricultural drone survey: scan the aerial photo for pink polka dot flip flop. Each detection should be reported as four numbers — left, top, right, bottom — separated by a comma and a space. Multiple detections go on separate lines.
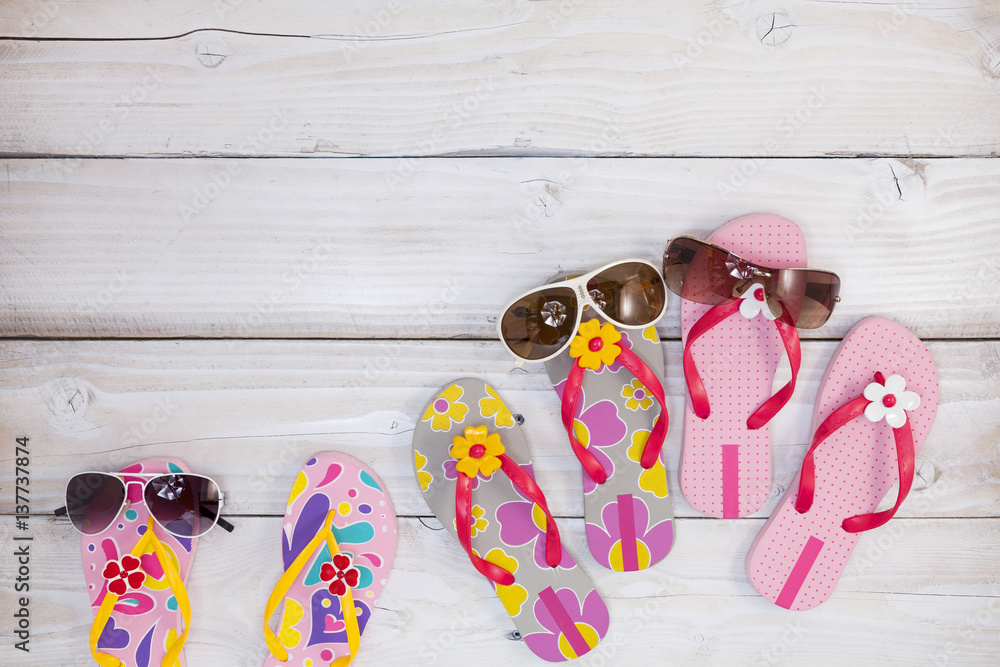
678, 214, 816, 518
746, 316, 938, 610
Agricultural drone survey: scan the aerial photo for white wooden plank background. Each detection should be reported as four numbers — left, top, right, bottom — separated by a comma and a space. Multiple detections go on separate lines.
2, 0, 1000, 157
3, 158, 999, 339
2, 0, 999, 665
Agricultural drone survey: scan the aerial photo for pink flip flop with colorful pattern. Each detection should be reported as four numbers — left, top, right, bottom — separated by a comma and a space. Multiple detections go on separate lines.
80, 457, 198, 667
679, 214, 807, 518
263, 453, 397, 667
746, 317, 938, 610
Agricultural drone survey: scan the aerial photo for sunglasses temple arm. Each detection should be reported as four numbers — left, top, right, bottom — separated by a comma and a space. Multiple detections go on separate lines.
54, 505, 68, 517
200, 504, 235, 533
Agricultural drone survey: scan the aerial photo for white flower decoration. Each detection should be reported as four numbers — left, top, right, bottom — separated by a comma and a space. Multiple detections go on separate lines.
739, 283, 777, 321
863, 374, 920, 428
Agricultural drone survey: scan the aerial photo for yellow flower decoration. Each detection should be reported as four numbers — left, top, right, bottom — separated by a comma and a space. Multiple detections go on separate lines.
479, 384, 514, 428
450, 425, 505, 478
413, 450, 432, 491
484, 548, 527, 616
642, 325, 659, 343
422, 384, 469, 432
568, 319, 622, 370
627, 428, 668, 498
622, 379, 654, 411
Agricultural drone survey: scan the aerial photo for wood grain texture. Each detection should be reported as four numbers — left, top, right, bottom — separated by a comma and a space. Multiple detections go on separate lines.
2, 339, 997, 519
1, 517, 998, 666
2, 1, 1000, 157
3, 157, 1000, 339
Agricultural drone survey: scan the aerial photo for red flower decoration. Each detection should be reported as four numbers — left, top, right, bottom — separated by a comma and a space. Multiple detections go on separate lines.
102, 555, 146, 596
319, 553, 360, 597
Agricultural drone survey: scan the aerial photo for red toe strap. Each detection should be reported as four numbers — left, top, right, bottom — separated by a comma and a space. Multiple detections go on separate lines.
455, 454, 563, 586
683, 300, 800, 430
794, 387, 917, 533
746, 314, 801, 430
683, 300, 742, 419
561, 346, 669, 481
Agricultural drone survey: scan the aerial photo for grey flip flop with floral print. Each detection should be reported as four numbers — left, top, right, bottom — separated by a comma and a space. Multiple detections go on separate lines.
412, 377, 609, 662
544, 270, 675, 571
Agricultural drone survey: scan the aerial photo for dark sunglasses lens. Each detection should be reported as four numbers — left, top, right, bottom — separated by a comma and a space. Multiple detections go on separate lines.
589, 262, 665, 326
663, 237, 737, 305
66, 473, 126, 535
144, 474, 221, 538
772, 270, 841, 329
500, 286, 578, 360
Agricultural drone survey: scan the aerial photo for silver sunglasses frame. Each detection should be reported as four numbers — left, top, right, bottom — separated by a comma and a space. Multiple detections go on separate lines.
62, 471, 227, 539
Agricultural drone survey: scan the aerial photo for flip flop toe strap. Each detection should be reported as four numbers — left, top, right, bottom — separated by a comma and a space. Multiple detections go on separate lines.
90, 516, 192, 667
264, 510, 360, 666
794, 378, 917, 533
562, 344, 669, 481
455, 453, 562, 586
683, 300, 800, 430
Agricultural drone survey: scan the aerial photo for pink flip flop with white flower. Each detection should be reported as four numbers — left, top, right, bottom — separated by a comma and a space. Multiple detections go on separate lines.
678, 214, 809, 518
746, 317, 938, 610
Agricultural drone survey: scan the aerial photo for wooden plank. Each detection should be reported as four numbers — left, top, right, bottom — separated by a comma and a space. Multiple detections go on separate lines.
2, 1, 999, 156
2, 157, 999, 339
1, 517, 998, 666
1, 339, 996, 519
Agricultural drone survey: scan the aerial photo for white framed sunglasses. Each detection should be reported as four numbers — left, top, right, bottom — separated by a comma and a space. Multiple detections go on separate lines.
497, 258, 668, 363
55, 471, 234, 538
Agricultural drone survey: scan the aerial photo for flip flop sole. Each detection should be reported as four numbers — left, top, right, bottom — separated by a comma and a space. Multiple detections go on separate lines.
746, 317, 938, 610
413, 378, 609, 662
264, 453, 397, 666
679, 214, 808, 518
81, 457, 197, 667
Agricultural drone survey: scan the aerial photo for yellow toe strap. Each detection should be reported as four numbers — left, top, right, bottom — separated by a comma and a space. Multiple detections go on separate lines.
89, 517, 192, 667
264, 510, 361, 667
